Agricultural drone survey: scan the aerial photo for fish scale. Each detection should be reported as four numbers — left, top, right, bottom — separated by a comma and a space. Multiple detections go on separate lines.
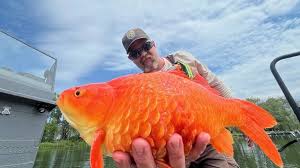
57, 69, 283, 168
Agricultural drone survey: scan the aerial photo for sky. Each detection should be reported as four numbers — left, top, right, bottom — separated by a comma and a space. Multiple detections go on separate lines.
0, 0, 300, 100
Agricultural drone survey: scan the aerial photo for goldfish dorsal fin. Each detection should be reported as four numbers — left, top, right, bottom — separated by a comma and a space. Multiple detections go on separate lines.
210, 129, 234, 157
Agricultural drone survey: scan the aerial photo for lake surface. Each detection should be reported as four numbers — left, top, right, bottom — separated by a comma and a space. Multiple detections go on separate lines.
34, 135, 300, 168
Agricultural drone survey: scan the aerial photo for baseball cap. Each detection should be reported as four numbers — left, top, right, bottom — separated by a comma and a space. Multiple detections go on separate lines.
122, 28, 150, 53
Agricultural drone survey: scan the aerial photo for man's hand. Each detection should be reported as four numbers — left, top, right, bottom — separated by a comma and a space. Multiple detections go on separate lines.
112, 133, 210, 168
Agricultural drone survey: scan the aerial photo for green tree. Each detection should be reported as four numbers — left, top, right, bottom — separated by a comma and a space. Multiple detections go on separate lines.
41, 120, 58, 142
42, 105, 81, 141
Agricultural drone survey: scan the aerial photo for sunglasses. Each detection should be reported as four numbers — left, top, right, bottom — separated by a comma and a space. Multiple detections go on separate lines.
128, 40, 154, 60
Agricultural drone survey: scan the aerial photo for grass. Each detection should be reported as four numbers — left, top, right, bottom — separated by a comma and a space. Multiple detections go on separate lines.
39, 140, 88, 149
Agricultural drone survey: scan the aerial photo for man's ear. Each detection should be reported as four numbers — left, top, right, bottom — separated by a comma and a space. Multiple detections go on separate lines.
153, 41, 156, 47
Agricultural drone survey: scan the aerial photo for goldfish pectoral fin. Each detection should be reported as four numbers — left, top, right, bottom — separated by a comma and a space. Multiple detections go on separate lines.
240, 120, 283, 167
156, 160, 171, 168
210, 129, 234, 157
90, 129, 106, 168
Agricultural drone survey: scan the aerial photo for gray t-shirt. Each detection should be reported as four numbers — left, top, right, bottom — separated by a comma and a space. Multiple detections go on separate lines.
161, 51, 232, 98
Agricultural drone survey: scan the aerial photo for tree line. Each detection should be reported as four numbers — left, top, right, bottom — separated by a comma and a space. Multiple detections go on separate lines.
41, 97, 300, 142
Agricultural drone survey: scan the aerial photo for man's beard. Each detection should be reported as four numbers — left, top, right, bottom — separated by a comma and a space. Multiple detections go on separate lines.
144, 59, 159, 73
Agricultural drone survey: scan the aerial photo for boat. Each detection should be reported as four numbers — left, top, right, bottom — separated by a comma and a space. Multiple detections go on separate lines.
0, 30, 56, 168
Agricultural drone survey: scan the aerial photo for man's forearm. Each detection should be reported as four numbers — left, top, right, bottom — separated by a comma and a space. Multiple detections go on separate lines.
211, 80, 233, 98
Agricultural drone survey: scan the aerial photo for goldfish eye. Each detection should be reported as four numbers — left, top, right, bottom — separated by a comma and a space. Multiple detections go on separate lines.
74, 90, 81, 97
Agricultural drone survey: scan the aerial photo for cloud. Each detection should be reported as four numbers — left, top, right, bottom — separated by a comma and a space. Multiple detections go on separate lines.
220, 17, 300, 99
28, 0, 300, 99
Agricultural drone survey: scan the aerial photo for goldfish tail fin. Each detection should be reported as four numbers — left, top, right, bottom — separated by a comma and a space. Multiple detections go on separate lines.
211, 129, 234, 157
90, 130, 106, 168
233, 99, 283, 167
236, 99, 277, 128
239, 120, 283, 167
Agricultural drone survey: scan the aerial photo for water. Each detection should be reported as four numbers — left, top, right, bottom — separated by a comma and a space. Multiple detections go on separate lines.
34, 136, 300, 168
233, 135, 299, 168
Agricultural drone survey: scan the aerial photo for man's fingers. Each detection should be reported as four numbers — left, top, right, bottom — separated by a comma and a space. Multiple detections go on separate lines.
112, 151, 132, 168
131, 138, 156, 168
112, 139, 156, 168
167, 133, 185, 168
113, 133, 210, 168
187, 132, 210, 161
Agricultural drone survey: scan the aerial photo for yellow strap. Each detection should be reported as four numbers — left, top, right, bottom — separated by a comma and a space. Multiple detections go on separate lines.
176, 61, 195, 79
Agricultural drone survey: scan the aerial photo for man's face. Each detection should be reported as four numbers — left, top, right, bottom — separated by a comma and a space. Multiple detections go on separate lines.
128, 39, 161, 73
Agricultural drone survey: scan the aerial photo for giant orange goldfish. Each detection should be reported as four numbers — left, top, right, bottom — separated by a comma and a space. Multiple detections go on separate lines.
56, 69, 283, 168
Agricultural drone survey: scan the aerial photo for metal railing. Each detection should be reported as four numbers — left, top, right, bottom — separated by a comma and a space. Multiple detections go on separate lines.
270, 51, 300, 152
270, 51, 300, 122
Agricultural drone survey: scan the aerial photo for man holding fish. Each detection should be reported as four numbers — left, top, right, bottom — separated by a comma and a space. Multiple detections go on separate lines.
113, 28, 239, 168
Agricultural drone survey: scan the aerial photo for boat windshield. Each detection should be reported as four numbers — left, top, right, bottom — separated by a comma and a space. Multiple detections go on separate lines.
0, 31, 56, 92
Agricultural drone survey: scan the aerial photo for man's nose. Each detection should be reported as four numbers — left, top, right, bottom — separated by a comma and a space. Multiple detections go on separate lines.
139, 50, 147, 57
